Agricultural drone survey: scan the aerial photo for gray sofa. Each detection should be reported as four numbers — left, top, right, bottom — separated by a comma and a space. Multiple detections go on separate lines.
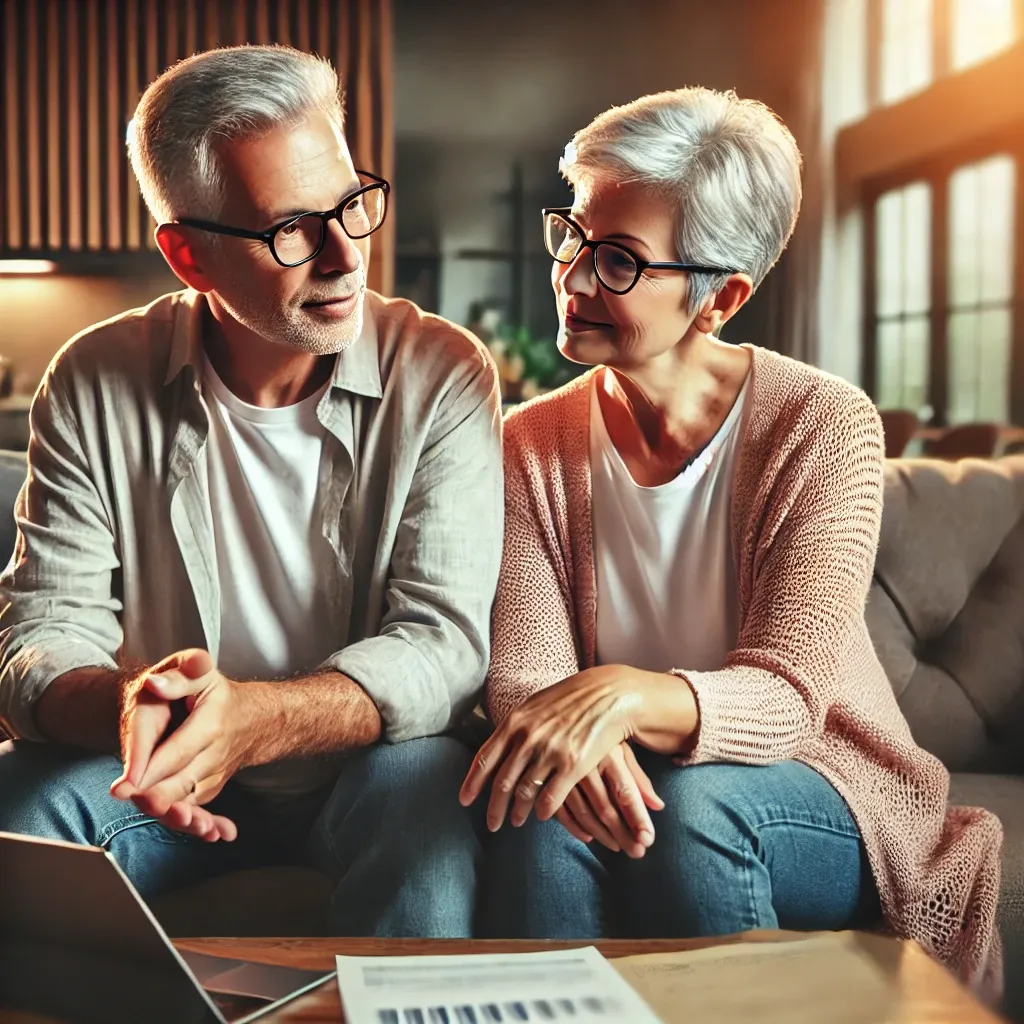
1, 449, 1022, 1017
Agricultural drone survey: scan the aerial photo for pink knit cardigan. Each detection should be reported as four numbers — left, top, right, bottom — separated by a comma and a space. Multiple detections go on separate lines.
486, 346, 1003, 993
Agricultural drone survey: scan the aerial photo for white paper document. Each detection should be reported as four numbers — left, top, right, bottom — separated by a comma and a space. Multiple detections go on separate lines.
335, 946, 663, 1024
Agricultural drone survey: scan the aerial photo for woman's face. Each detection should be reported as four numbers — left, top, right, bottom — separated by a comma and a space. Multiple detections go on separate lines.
551, 177, 696, 370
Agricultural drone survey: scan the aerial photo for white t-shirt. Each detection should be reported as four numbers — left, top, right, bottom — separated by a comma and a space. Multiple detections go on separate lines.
590, 370, 750, 675
202, 356, 341, 797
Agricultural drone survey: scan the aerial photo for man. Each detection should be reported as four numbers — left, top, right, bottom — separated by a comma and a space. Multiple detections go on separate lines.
0, 45, 501, 938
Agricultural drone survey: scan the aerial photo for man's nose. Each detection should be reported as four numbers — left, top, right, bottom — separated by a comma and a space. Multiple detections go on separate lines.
316, 218, 363, 276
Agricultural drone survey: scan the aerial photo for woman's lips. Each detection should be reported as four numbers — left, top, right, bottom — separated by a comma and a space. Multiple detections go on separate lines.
564, 313, 608, 332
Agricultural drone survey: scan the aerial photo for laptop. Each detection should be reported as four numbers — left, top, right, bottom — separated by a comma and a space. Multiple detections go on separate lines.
0, 831, 334, 1023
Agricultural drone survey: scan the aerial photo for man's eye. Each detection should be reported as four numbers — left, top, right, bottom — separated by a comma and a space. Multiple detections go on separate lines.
278, 222, 302, 237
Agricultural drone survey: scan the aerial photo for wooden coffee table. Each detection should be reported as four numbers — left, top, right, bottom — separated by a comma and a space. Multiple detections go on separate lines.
175, 933, 1004, 1023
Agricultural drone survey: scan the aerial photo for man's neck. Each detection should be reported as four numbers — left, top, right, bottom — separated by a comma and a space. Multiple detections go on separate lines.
201, 299, 334, 408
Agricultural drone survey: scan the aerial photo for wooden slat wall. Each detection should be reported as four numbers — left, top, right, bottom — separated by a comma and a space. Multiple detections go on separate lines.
0, 0, 394, 293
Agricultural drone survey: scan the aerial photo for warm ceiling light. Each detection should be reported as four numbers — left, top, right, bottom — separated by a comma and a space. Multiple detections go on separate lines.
0, 259, 58, 275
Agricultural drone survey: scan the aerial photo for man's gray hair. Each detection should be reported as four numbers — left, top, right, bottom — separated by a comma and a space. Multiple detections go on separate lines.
127, 44, 345, 223
560, 87, 802, 314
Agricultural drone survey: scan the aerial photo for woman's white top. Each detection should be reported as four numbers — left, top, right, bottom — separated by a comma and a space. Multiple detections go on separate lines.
590, 371, 750, 674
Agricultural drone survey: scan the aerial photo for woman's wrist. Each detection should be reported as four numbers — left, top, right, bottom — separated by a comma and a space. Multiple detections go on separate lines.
633, 669, 700, 755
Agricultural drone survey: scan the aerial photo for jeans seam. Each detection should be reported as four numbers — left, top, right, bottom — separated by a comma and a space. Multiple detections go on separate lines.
754, 817, 861, 841
97, 814, 167, 848
741, 840, 762, 931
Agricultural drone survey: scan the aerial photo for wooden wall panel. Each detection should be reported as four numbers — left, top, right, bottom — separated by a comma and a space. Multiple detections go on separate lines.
0, 0, 394, 293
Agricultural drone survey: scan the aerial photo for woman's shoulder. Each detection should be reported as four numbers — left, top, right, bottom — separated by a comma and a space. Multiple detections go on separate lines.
748, 346, 881, 441
503, 369, 598, 456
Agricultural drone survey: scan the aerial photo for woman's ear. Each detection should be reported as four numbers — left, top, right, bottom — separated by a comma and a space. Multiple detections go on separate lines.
691, 273, 755, 335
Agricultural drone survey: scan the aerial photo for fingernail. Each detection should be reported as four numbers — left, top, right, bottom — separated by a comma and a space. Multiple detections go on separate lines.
640, 830, 654, 846
146, 672, 171, 691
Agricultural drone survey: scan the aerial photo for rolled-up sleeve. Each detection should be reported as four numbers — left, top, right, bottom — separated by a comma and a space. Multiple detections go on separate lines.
0, 372, 122, 740
324, 354, 503, 742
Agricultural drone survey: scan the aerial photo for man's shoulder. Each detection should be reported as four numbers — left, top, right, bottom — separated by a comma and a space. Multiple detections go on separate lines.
368, 292, 495, 383
47, 289, 187, 390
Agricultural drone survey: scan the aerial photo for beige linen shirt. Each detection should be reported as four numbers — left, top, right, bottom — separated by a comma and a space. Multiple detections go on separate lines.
0, 288, 503, 759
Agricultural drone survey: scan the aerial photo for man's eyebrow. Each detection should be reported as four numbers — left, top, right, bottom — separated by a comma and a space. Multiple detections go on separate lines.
264, 179, 362, 224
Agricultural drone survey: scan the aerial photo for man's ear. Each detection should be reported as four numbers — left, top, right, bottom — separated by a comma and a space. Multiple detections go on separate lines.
691, 273, 755, 335
155, 224, 216, 294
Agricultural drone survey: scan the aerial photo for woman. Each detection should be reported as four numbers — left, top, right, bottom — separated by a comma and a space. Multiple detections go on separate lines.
459, 87, 1002, 994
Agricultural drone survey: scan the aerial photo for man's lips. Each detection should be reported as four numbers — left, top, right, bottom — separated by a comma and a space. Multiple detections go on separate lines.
303, 293, 356, 308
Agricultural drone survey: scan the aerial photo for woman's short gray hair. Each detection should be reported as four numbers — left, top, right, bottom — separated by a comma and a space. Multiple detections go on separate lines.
127, 44, 344, 224
560, 87, 802, 313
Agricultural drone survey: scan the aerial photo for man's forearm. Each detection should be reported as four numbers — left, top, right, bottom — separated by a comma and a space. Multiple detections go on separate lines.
241, 670, 383, 767
33, 667, 134, 754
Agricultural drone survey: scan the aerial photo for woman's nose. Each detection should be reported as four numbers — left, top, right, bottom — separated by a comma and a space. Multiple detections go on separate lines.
559, 246, 598, 297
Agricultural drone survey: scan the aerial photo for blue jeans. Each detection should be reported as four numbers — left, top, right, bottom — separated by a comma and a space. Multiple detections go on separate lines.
478, 754, 880, 938
0, 735, 483, 937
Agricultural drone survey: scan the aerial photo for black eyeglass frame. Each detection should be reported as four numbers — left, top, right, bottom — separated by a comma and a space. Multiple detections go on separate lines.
174, 171, 391, 268
542, 207, 738, 294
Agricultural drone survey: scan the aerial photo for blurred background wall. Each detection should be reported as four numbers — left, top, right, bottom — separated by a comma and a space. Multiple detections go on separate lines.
1, 0, 1023, 441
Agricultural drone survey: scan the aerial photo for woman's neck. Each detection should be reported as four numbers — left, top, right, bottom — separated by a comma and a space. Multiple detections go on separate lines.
597, 334, 751, 487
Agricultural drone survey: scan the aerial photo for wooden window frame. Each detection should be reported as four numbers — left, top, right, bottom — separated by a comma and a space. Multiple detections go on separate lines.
859, 0, 1024, 424
862, 131, 1024, 424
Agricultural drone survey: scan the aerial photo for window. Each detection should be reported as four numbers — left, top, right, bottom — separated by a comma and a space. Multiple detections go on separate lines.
874, 182, 932, 413
947, 155, 1016, 422
951, 0, 1018, 70
871, 0, 1020, 108
880, 0, 933, 104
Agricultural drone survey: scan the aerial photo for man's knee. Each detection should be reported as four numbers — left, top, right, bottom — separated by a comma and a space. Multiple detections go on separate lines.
316, 736, 481, 864
318, 737, 481, 937
0, 741, 127, 844
331, 736, 474, 817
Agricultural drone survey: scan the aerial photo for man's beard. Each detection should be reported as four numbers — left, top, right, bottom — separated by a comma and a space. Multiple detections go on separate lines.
219, 268, 367, 356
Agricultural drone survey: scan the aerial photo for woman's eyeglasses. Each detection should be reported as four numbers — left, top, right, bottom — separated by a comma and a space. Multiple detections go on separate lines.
542, 208, 737, 295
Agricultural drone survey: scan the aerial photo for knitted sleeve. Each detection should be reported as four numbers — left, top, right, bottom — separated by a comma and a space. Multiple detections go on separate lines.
484, 426, 581, 723
674, 389, 885, 765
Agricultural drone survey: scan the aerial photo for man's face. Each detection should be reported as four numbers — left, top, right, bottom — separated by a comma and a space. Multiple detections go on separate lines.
197, 109, 370, 355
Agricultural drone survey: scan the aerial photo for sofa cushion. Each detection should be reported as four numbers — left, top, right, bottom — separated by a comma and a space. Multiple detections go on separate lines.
949, 773, 1024, 1019
867, 456, 1024, 773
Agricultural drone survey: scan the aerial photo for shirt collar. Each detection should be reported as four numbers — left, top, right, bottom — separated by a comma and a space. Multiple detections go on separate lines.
164, 288, 382, 400
329, 291, 383, 399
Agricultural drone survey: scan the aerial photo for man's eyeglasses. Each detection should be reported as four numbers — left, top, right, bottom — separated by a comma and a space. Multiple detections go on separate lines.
175, 171, 390, 268
542, 208, 737, 295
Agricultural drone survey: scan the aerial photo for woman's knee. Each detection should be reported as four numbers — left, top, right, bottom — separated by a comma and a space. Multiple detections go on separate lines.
646, 762, 766, 851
